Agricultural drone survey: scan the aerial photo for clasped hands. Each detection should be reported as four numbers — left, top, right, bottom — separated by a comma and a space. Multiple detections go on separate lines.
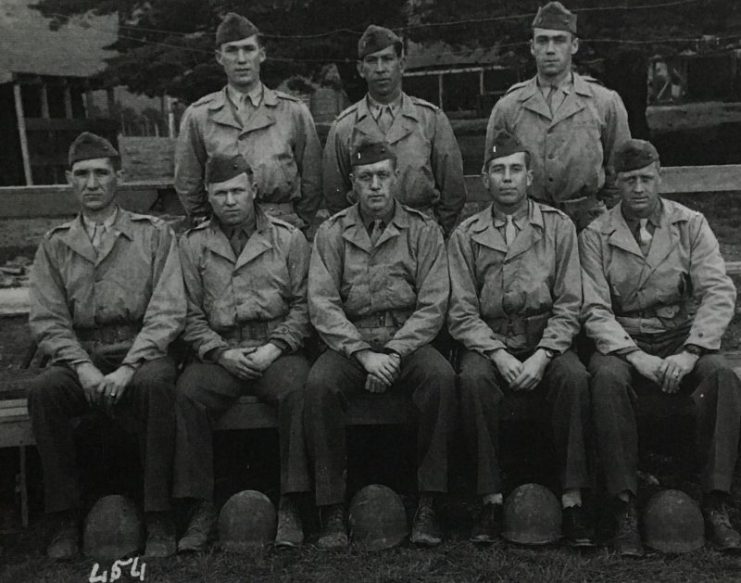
490, 348, 552, 391
626, 349, 699, 393
217, 343, 283, 381
356, 350, 402, 394
76, 362, 136, 409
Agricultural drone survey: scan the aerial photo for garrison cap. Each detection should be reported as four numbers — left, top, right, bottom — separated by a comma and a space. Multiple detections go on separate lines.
484, 130, 529, 169
532, 2, 577, 35
614, 139, 660, 173
351, 141, 397, 167
68, 132, 119, 167
205, 153, 252, 185
216, 12, 260, 48
358, 25, 402, 59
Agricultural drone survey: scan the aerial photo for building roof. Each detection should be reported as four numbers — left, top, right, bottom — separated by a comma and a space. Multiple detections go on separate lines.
405, 41, 505, 72
0, 0, 117, 83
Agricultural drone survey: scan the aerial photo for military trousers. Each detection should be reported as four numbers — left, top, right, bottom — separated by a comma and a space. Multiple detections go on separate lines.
590, 348, 741, 498
457, 349, 591, 496
173, 353, 310, 501
304, 345, 456, 506
27, 356, 177, 514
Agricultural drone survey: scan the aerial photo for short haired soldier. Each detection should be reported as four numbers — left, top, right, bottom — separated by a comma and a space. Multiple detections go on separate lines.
27, 132, 186, 559
323, 25, 466, 237
305, 141, 456, 549
580, 139, 741, 556
449, 130, 593, 546
485, 1, 630, 231
175, 13, 322, 230
174, 154, 312, 551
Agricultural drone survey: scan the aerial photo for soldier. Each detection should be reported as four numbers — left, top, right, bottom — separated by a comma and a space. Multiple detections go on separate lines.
449, 131, 592, 546
485, 1, 630, 231
323, 25, 466, 237
27, 132, 185, 559
580, 139, 741, 556
305, 142, 456, 549
175, 12, 322, 230
174, 154, 312, 551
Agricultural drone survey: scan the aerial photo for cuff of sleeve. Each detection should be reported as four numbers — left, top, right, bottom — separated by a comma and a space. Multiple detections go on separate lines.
197, 338, 229, 361
383, 341, 413, 359
536, 341, 565, 356
347, 341, 373, 360
205, 346, 228, 363
611, 346, 640, 361
268, 338, 291, 354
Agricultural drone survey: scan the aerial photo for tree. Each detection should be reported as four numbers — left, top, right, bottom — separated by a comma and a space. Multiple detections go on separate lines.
33, 0, 406, 102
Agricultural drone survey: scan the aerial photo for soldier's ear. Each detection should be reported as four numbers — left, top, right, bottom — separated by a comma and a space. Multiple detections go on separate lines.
571, 36, 579, 56
356, 60, 365, 79
526, 169, 534, 187
65, 169, 74, 187
215, 49, 224, 67
481, 171, 490, 190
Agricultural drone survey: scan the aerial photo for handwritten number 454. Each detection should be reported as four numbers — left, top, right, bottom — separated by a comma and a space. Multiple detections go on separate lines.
89, 557, 146, 582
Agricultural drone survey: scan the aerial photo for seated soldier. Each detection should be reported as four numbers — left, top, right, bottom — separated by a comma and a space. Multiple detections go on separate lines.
174, 154, 312, 551
580, 138, 741, 557
448, 130, 593, 546
27, 132, 186, 559
305, 141, 456, 549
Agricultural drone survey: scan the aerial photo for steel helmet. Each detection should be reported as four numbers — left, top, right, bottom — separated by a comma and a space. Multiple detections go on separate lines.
349, 484, 408, 551
502, 483, 562, 545
644, 489, 704, 553
83, 495, 143, 560
218, 490, 276, 552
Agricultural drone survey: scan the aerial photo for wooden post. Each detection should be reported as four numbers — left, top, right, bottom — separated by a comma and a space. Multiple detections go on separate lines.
438, 73, 444, 109
19, 445, 28, 528
13, 83, 33, 186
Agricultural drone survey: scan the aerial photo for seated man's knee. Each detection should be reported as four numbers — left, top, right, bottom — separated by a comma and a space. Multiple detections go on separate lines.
27, 368, 74, 408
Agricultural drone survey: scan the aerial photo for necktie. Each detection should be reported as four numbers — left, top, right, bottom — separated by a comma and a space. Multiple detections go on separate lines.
638, 218, 653, 255
90, 223, 104, 253
546, 85, 557, 115
504, 215, 518, 248
229, 229, 246, 256
376, 106, 393, 134
370, 220, 385, 246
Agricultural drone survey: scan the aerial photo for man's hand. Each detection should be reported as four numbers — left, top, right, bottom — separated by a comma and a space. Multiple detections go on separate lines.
511, 349, 551, 392
355, 350, 401, 387
242, 343, 284, 372
658, 351, 699, 394
364, 374, 390, 394
218, 348, 262, 380
626, 350, 664, 384
76, 362, 105, 405
490, 349, 523, 387
99, 365, 136, 406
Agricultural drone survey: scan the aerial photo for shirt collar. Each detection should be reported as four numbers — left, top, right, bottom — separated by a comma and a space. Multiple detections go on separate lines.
622, 199, 663, 229
217, 218, 256, 240
491, 200, 530, 228
82, 206, 118, 237
359, 201, 396, 231
367, 93, 402, 120
227, 82, 264, 108
537, 72, 573, 95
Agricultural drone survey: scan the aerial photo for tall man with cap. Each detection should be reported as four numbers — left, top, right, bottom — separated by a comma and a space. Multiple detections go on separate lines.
174, 153, 312, 551
449, 130, 592, 546
175, 12, 322, 231
323, 25, 466, 237
305, 141, 455, 549
485, 1, 630, 231
27, 132, 186, 559
580, 138, 741, 556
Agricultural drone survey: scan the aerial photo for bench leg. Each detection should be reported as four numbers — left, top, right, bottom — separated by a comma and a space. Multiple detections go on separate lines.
19, 445, 28, 528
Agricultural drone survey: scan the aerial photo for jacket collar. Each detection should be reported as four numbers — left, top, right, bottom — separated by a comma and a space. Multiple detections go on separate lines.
341, 202, 410, 253
59, 208, 135, 264
353, 92, 418, 145
208, 85, 280, 134
204, 207, 274, 268
471, 200, 544, 260
516, 73, 592, 123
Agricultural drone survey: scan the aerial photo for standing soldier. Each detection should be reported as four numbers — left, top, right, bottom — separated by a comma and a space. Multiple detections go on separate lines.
174, 154, 312, 551
175, 12, 322, 230
448, 131, 592, 546
27, 133, 185, 559
485, 1, 630, 231
305, 142, 456, 549
580, 139, 741, 556
323, 25, 466, 237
